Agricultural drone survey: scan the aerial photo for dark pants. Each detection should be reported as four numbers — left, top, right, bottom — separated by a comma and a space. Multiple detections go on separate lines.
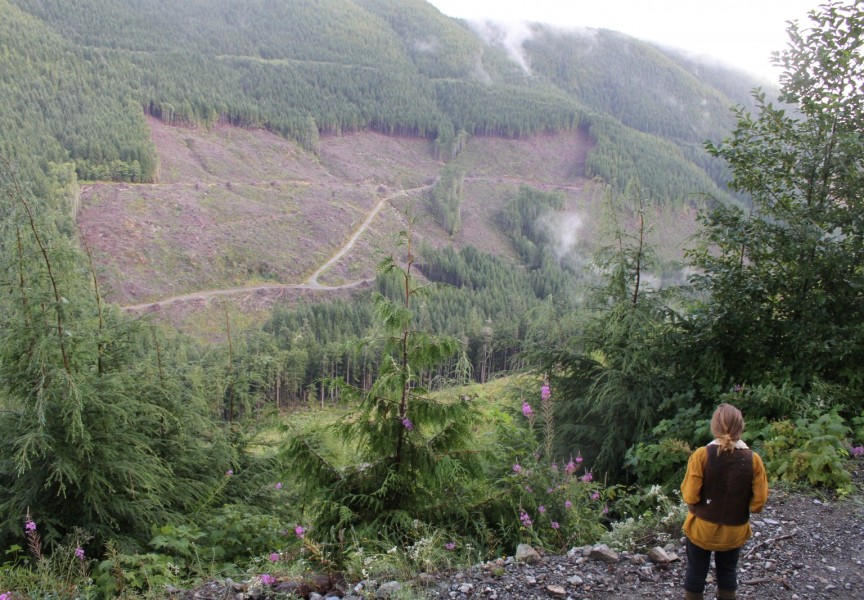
684, 538, 741, 593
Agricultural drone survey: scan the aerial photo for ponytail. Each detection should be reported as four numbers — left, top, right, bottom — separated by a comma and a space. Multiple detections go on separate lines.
710, 403, 744, 453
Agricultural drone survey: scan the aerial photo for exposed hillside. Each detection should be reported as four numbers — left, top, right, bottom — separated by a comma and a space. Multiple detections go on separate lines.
3, 0, 760, 333
77, 120, 595, 303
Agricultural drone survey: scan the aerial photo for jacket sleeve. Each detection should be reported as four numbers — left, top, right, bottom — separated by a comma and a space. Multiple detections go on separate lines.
680, 447, 705, 505
750, 452, 769, 513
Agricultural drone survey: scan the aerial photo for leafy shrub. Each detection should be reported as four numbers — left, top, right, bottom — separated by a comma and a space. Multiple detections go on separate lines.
485, 451, 608, 554
197, 504, 299, 568
93, 546, 181, 598
625, 438, 692, 490
344, 524, 471, 582
852, 413, 864, 445
761, 412, 852, 494
479, 384, 608, 554
602, 485, 687, 552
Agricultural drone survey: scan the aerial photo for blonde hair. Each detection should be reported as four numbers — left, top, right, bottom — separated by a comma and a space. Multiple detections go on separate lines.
710, 403, 744, 453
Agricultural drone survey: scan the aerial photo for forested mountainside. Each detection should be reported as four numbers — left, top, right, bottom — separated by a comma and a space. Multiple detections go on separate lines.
1, 0, 770, 204
0, 0, 777, 406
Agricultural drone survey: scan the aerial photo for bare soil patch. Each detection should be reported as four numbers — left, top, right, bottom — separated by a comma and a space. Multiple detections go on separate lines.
76, 118, 696, 335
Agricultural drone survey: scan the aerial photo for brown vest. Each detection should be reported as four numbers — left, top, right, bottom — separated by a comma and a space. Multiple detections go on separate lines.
688, 445, 753, 526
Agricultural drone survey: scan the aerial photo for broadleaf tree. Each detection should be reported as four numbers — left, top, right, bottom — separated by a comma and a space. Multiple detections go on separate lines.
686, 0, 864, 403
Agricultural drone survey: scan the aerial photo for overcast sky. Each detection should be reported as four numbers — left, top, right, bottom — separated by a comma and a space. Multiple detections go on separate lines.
426, 0, 820, 83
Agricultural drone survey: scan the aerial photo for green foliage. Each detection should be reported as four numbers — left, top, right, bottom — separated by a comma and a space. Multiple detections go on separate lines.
0, 161, 234, 552
278, 233, 485, 561
761, 412, 853, 493
852, 414, 864, 445
485, 443, 608, 554
93, 546, 181, 598
499, 186, 566, 268
540, 190, 679, 479
427, 164, 464, 236
343, 524, 472, 581
690, 2, 864, 404
0, 529, 94, 600
466, 379, 609, 554
196, 504, 296, 568
625, 438, 692, 491
602, 485, 687, 552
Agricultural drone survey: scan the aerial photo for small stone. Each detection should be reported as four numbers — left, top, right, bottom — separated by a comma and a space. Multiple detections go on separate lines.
526, 576, 537, 585
647, 547, 671, 565
309, 594, 324, 600
546, 584, 567, 597
458, 583, 474, 594
375, 581, 403, 598
588, 544, 619, 564
765, 560, 776, 571
567, 575, 583, 586
516, 543, 542, 564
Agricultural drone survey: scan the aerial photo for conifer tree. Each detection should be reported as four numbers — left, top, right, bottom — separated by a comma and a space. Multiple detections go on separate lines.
0, 158, 232, 550
279, 226, 482, 551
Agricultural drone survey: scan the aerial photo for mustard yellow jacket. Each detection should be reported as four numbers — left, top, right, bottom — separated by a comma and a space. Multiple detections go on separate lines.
680, 442, 769, 551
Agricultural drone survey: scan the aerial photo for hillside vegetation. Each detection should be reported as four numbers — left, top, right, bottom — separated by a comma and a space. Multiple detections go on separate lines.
1, 1, 862, 599
2, 0, 762, 201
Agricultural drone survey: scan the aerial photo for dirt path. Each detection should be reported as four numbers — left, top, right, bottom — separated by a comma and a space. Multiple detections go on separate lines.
304, 186, 428, 289
122, 184, 431, 311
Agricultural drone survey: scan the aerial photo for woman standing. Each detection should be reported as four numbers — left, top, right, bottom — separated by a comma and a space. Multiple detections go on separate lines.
680, 403, 769, 600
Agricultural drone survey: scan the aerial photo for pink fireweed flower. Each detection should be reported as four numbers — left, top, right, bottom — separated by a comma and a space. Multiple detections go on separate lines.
275, 482, 283, 490
580, 471, 593, 482
602, 505, 609, 515
564, 500, 572, 509
524, 485, 533, 493
541, 384, 551, 401
575, 453, 583, 464
401, 418, 413, 430
261, 574, 276, 586
591, 491, 600, 501
522, 402, 534, 418
25, 520, 36, 532
564, 459, 576, 475
226, 469, 233, 476
75, 547, 85, 560
512, 463, 522, 474
537, 505, 546, 514
550, 521, 560, 530
851, 446, 864, 457
445, 542, 456, 550
0, 592, 9, 600
268, 552, 280, 562
519, 510, 532, 527
295, 525, 305, 539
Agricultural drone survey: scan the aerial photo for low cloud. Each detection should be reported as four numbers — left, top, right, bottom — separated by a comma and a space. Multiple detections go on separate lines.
467, 19, 534, 74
